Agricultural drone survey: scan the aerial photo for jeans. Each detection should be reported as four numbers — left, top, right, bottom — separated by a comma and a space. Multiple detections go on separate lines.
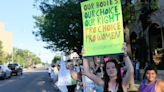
135, 69, 140, 80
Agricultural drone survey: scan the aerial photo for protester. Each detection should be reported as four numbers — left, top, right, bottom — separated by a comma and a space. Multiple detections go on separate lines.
48, 65, 52, 79
48, 64, 54, 82
94, 57, 104, 92
82, 43, 134, 92
82, 59, 96, 92
83, 75, 96, 92
135, 59, 140, 81
144, 62, 149, 70
56, 60, 68, 92
56, 52, 71, 92
139, 65, 164, 92
66, 61, 79, 92
53, 64, 59, 83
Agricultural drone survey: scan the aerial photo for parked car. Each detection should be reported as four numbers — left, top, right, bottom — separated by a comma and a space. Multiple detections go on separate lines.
8, 63, 23, 76
0, 65, 12, 79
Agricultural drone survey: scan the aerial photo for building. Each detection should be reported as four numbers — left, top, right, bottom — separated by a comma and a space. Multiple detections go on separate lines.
0, 22, 13, 55
129, 0, 164, 68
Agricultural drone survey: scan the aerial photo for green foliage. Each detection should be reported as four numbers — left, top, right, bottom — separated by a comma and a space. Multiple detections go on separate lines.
33, 0, 161, 64
0, 41, 5, 64
51, 55, 60, 64
13, 48, 41, 67
150, 0, 160, 11
122, 0, 160, 27
33, 0, 140, 54
139, 0, 160, 30
122, 2, 136, 24
33, 0, 82, 54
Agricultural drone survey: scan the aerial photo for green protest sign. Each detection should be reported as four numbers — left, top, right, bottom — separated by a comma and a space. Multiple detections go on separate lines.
81, 0, 124, 56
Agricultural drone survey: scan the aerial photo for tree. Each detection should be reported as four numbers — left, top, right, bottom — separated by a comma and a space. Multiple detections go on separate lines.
33, 0, 82, 54
13, 48, 41, 67
32, 55, 42, 65
0, 41, 5, 64
51, 54, 60, 64
33, 0, 160, 55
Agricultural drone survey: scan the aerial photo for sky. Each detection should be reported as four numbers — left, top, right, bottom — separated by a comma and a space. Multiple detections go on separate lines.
0, 0, 55, 64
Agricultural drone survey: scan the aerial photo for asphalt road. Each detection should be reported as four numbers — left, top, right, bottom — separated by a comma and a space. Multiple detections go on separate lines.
0, 68, 60, 92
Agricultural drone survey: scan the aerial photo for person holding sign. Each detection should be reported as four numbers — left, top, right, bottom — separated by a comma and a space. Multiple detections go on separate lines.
82, 43, 134, 92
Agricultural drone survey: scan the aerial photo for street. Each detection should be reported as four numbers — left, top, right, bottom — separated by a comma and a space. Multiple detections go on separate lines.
0, 68, 60, 92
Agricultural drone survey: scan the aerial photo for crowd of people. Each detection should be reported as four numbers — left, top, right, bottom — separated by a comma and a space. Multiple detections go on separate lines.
48, 44, 164, 92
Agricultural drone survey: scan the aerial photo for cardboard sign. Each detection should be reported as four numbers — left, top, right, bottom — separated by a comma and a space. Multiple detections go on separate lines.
81, 0, 124, 56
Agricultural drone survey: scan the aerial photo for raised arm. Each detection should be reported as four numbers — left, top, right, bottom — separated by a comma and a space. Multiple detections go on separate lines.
82, 58, 104, 86
122, 43, 134, 87
70, 70, 79, 80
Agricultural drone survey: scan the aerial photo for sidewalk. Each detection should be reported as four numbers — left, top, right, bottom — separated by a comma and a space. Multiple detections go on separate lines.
135, 80, 141, 88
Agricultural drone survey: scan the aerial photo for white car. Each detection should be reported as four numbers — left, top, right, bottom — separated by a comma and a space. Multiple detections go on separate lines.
0, 65, 12, 79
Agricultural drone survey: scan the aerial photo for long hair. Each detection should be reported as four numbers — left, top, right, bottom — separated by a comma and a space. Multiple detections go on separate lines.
143, 65, 157, 80
103, 59, 123, 92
